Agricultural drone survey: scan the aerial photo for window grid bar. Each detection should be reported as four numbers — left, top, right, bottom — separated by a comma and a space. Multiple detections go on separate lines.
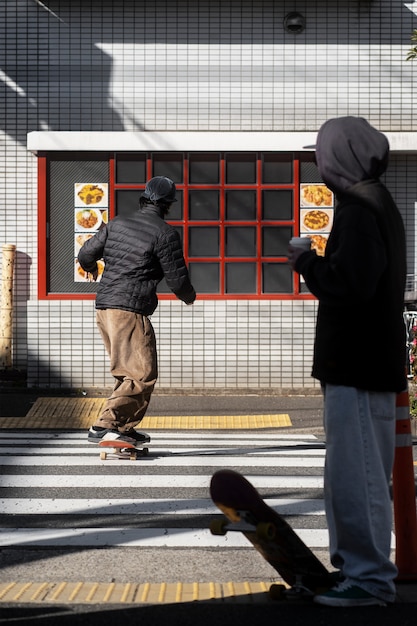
219, 154, 226, 293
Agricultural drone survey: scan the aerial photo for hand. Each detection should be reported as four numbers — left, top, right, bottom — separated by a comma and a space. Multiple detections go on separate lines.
287, 245, 308, 271
184, 290, 196, 305
88, 268, 99, 282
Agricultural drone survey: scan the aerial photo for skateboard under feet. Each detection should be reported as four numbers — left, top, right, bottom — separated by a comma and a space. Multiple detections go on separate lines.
98, 439, 149, 460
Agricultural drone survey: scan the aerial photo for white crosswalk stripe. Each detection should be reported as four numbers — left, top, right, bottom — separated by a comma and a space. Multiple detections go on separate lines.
0, 430, 329, 549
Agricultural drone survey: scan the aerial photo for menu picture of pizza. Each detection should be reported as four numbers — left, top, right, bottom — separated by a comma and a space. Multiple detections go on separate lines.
300, 208, 333, 234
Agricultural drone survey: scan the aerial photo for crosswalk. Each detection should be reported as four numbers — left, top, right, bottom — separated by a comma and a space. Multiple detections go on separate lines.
0, 430, 329, 550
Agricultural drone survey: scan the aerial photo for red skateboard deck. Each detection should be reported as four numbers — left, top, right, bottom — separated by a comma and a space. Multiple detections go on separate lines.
98, 439, 149, 460
210, 469, 334, 599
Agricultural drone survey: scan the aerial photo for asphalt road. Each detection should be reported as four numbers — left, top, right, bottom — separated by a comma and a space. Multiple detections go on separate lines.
0, 388, 416, 625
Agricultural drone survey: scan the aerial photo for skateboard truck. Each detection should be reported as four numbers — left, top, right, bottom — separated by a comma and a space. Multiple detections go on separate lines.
210, 510, 276, 541
269, 577, 315, 601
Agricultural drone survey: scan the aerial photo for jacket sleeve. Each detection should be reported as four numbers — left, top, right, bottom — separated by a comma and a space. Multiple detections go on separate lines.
77, 226, 108, 273
296, 205, 387, 305
156, 229, 196, 304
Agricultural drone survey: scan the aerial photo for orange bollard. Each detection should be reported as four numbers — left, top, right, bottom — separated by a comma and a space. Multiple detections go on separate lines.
392, 388, 417, 581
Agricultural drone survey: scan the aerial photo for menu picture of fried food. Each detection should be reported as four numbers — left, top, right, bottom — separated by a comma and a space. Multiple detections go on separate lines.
300, 184, 333, 208
74, 259, 105, 283
75, 208, 102, 232
307, 234, 328, 256
75, 260, 89, 282
300, 208, 333, 233
75, 183, 108, 208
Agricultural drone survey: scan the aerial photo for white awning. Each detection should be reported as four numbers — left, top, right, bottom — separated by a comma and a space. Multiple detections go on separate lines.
27, 131, 417, 154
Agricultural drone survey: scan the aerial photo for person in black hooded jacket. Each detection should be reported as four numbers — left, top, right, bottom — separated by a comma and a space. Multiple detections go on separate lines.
78, 176, 196, 445
288, 117, 406, 607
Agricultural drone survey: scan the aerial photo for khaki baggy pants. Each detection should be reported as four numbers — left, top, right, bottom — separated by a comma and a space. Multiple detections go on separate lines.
94, 309, 158, 432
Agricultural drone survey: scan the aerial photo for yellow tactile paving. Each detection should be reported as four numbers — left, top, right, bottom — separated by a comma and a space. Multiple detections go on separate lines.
0, 581, 277, 604
0, 397, 291, 429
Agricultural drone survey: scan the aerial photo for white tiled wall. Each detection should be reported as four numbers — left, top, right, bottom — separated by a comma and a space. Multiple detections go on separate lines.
26, 299, 318, 390
1, 1, 416, 389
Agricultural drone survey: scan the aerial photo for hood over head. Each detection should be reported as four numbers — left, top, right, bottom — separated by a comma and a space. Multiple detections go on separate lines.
314, 117, 389, 194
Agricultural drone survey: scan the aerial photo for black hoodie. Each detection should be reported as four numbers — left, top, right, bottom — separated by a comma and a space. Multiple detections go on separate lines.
296, 117, 407, 392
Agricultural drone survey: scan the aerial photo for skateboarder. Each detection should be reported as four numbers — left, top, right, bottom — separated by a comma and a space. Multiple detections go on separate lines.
288, 117, 407, 606
78, 176, 196, 445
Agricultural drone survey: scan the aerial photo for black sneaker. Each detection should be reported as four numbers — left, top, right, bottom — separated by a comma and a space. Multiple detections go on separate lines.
87, 427, 137, 445
124, 429, 151, 444
314, 581, 387, 607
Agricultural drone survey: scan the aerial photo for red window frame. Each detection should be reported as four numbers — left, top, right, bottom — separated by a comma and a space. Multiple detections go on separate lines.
38, 152, 315, 300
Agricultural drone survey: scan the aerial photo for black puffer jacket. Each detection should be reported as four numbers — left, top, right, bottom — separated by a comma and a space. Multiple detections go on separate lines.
77, 205, 196, 316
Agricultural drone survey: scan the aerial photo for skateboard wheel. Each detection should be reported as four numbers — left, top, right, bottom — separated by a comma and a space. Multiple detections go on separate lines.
143, 447, 149, 455
256, 522, 276, 540
269, 583, 286, 600
100, 451, 107, 460
209, 518, 228, 536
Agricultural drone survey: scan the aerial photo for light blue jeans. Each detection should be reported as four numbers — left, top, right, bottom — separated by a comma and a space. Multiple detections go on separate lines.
322, 384, 398, 602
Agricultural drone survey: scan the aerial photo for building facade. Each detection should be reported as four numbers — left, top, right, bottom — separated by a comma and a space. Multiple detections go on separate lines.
1, 0, 416, 390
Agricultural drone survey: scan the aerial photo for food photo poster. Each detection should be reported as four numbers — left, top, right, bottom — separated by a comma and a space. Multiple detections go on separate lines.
74, 183, 108, 282
299, 183, 334, 256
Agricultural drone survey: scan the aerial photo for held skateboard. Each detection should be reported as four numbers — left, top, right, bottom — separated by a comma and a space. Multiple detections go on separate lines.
210, 469, 334, 600
98, 439, 149, 461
